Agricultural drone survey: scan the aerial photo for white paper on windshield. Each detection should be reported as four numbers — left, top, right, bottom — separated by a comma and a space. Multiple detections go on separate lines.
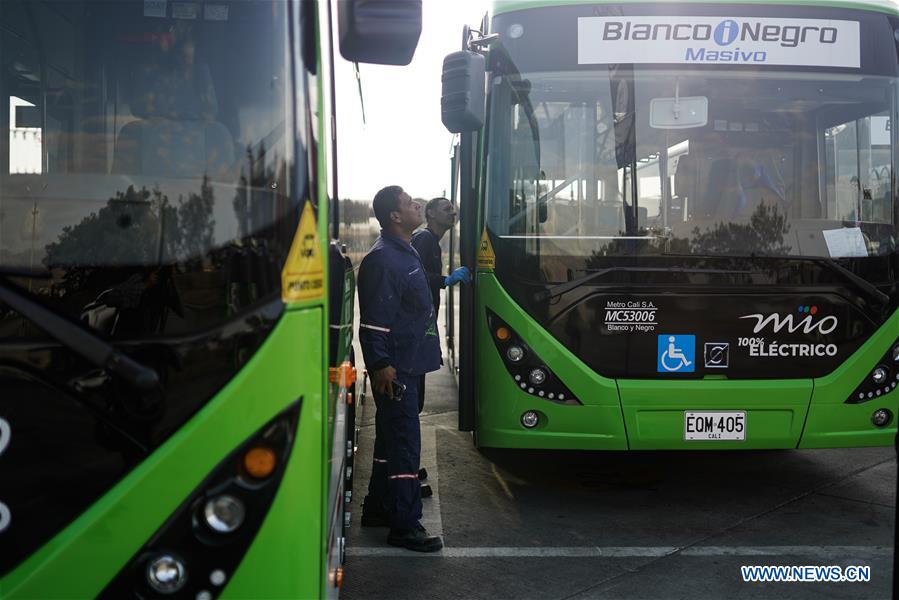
143, 0, 166, 18
578, 17, 860, 68
204, 4, 229, 21
172, 2, 198, 19
823, 227, 868, 258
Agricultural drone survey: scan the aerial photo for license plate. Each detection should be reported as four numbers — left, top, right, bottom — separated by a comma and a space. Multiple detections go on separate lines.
684, 411, 745, 441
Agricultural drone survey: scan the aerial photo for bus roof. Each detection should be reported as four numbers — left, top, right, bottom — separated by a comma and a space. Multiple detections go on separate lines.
492, 0, 899, 17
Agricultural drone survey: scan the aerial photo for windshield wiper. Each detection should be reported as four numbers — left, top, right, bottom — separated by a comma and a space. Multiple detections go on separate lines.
802, 256, 889, 307
658, 253, 891, 308
0, 275, 159, 390
534, 266, 753, 302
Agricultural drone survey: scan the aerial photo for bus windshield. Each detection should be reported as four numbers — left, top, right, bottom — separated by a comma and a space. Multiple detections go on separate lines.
485, 7, 899, 286
1, 0, 300, 338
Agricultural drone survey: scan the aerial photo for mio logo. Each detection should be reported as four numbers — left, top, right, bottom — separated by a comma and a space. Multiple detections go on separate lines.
739, 305, 838, 335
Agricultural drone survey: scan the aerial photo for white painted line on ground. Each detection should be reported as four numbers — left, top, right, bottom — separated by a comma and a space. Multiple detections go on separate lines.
680, 545, 893, 558
419, 425, 443, 539
346, 545, 892, 559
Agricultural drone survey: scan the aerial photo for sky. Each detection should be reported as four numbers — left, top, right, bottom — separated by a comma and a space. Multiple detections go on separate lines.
334, 0, 489, 203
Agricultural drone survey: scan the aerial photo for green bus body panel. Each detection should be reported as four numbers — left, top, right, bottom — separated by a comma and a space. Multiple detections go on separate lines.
1, 309, 325, 600
493, 0, 899, 17
477, 274, 629, 450
475, 273, 898, 450
801, 309, 899, 448
618, 379, 811, 449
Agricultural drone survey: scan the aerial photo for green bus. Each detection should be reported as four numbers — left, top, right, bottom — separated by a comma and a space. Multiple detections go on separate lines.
0, 0, 419, 597
441, 0, 899, 450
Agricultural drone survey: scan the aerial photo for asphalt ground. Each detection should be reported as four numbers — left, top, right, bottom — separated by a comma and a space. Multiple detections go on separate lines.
344, 330, 896, 599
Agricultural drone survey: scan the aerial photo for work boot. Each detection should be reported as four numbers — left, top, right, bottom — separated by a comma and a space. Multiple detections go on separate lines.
420, 483, 432, 498
387, 523, 443, 552
360, 496, 389, 528
418, 467, 428, 481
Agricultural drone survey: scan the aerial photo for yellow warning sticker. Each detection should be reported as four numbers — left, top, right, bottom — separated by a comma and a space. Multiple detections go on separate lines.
282, 201, 324, 302
477, 227, 495, 270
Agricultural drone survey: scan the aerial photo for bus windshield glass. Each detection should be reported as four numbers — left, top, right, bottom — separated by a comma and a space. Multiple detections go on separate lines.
1, 0, 300, 338
485, 5, 899, 285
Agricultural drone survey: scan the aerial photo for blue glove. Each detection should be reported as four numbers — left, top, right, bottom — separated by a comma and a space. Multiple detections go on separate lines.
444, 266, 471, 287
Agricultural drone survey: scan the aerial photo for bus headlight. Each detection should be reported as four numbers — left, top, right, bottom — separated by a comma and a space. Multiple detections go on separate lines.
846, 339, 899, 404
101, 403, 299, 599
506, 345, 525, 362
521, 411, 539, 428
204, 495, 246, 533
529, 368, 547, 385
487, 309, 580, 406
872, 409, 892, 427
146, 555, 187, 594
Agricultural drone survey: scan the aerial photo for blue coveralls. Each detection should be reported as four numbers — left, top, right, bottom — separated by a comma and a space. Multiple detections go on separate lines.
358, 232, 441, 529
410, 227, 446, 413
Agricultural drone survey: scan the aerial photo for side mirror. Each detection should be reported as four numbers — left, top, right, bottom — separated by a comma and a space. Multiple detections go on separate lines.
338, 0, 422, 66
441, 51, 485, 133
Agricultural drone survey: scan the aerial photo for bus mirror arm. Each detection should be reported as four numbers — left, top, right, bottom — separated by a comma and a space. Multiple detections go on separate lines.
468, 33, 500, 51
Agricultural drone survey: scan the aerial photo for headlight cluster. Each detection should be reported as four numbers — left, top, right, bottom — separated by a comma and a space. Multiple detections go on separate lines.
486, 309, 580, 405
100, 402, 300, 599
846, 340, 899, 410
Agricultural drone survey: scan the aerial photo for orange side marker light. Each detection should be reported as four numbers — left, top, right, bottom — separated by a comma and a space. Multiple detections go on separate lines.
243, 446, 277, 479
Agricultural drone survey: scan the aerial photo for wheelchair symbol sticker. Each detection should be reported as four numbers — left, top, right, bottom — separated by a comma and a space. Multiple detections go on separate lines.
658, 335, 695, 373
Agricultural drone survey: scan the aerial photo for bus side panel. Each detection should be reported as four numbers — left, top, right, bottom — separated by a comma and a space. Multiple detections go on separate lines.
225, 310, 326, 600
475, 274, 628, 450
800, 309, 899, 449
2, 309, 324, 600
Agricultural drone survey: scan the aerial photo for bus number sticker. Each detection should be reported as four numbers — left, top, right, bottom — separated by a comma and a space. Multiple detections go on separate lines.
282, 201, 324, 302
604, 300, 658, 333
477, 228, 495, 270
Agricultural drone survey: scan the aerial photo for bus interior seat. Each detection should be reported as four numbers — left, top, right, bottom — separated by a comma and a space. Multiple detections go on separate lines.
597, 201, 624, 233
673, 155, 696, 198
704, 158, 740, 220
735, 158, 787, 218
113, 61, 234, 179
672, 155, 695, 221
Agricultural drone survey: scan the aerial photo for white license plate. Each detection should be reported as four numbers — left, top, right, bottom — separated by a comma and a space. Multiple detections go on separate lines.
684, 411, 745, 441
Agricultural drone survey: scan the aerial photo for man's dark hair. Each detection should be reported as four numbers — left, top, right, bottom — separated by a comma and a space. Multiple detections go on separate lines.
372, 185, 404, 228
425, 197, 450, 220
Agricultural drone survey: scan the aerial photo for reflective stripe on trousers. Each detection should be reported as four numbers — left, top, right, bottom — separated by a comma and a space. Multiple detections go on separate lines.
367, 374, 422, 529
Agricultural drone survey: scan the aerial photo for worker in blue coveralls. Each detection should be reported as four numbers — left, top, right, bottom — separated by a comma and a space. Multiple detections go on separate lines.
408, 197, 470, 499
411, 197, 470, 412
358, 185, 444, 552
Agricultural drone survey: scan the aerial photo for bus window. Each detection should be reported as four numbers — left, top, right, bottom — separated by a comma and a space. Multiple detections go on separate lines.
823, 111, 893, 226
